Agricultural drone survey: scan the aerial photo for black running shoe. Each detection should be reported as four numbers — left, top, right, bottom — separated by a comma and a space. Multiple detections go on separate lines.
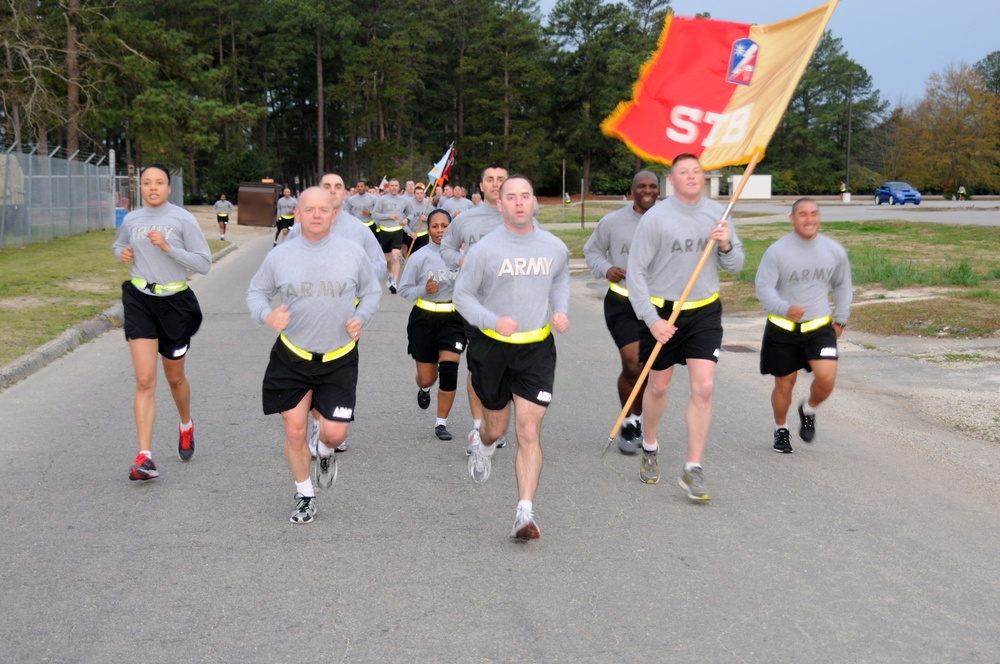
417, 388, 431, 410
129, 452, 159, 481
773, 427, 792, 453
435, 424, 453, 441
290, 494, 316, 524
798, 403, 816, 442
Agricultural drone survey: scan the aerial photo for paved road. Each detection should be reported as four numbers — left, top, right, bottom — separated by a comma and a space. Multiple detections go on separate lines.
733, 197, 1000, 226
2, 232, 998, 662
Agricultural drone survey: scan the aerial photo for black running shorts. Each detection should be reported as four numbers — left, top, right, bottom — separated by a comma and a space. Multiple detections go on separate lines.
603, 288, 642, 349
467, 331, 556, 410
277, 217, 295, 231
638, 299, 723, 371
407, 307, 466, 364
378, 228, 404, 253
261, 339, 359, 420
759, 320, 838, 377
121, 281, 202, 359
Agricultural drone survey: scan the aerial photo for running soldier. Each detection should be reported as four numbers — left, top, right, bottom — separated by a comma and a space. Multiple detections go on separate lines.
755, 198, 852, 453
371, 178, 416, 293
113, 164, 211, 481
440, 164, 510, 453
247, 186, 381, 524
274, 187, 297, 246
626, 154, 745, 501
403, 184, 430, 257
399, 209, 464, 441
346, 180, 378, 238
583, 170, 659, 454
213, 193, 233, 241
454, 175, 570, 540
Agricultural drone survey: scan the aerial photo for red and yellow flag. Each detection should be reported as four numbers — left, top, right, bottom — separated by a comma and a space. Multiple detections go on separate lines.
602, 1, 838, 169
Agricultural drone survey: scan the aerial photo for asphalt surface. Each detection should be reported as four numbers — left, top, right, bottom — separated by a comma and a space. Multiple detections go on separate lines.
1, 229, 999, 662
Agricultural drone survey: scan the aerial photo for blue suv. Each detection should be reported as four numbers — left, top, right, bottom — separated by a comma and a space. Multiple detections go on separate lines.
875, 182, 921, 205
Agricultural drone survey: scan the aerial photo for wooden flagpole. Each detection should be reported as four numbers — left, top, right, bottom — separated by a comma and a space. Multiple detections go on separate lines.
602, 152, 762, 457
407, 145, 453, 256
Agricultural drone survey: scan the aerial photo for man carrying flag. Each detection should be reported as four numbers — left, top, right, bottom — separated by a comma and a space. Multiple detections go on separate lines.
626, 155, 744, 499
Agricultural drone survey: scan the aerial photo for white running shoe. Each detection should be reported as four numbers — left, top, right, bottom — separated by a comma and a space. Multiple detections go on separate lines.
510, 508, 540, 540
468, 444, 492, 483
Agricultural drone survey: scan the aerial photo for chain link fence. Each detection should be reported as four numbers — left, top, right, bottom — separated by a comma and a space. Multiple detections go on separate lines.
0, 144, 183, 249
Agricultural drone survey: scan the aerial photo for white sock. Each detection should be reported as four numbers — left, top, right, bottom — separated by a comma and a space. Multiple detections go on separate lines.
419, 386, 430, 394
801, 400, 816, 415
473, 419, 482, 431
517, 499, 533, 515
317, 441, 336, 457
624, 414, 640, 426
775, 423, 787, 431
684, 462, 701, 473
641, 439, 657, 453
435, 417, 447, 427
138, 450, 152, 460
180, 420, 193, 431
295, 478, 315, 498
479, 441, 495, 457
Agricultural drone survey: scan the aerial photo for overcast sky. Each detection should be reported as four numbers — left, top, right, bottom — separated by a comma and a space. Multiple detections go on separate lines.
536, 0, 1000, 108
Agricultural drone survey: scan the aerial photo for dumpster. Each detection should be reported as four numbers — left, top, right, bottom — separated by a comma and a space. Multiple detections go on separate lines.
237, 182, 283, 227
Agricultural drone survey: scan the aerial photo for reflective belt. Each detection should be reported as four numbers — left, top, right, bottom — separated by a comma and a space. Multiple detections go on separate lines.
380, 224, 403, 232
415, 299, 456, 313
217, 214, 229, 220
609, 282, 629, 298
280, 334, 356, 363
363, 219, 376, 227
768, 315, 832, 333
650, 291, 719, 311
130, 277, 188, 294
415, 230, 429, 237
280, 214, 295, 220
481, 323, 551, 344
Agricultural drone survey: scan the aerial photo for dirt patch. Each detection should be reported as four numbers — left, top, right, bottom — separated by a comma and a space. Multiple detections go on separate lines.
0, 296, 57, 310
852, 286, 954, 305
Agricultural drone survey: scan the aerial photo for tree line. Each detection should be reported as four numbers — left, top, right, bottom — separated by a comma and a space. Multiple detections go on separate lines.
2, 0, 998, 201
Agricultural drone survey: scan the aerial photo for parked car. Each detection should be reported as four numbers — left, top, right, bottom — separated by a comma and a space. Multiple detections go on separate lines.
875, 182, 921, 205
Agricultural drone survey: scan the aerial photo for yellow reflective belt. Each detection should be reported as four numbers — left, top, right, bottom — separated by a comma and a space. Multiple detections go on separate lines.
416, 230, 429, 237
217, 214, 229, 219
280, 214, 295, 220
481, 323, 551, 344
650, 291, 719, 311
609, 282, 629, 297
130, 277, 188, 294
767, 315, 832, 333
280, 334, 356, 362
364, 219, 375, 227
380, 224, 403, 232
415, 299, 456, 313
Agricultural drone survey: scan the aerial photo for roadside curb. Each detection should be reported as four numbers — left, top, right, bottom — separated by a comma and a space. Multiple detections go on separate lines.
0, 243, 239, 392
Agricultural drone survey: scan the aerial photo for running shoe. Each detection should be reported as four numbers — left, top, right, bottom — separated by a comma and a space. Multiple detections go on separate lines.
312, 452, 338, 489
334, 441, 348, 453
290, 493, 317, 524
510, 508, 540, 540
417, 388, 431, 410
495, 435, 507, 449
435, 425, 453, 441
798, 403, 816, 442
618, 422, 639, 455
178, 421, 195, 462
129, 452, 159, 481
389, 281, 397, 294
466, 428, 481, 456
468, 444, 492, 483
773, 427, 793, 453
639, 448, 659, 484
678, 467, 711, 501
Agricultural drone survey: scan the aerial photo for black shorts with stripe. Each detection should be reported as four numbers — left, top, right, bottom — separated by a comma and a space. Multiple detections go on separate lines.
759, 320, 838, 377
261, 338, 359, 419
467, 331, 556, 410
121, 281, 202, 359
638, 299, 723, 371
378, 228, 404, 253
407, 307, 466, 363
